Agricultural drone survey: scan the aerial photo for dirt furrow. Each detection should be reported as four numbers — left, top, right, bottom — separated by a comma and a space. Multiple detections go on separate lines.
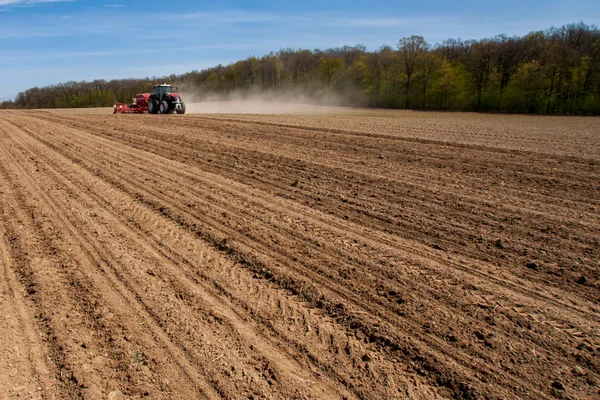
5, 112, 366, 398
33, 113, 599, 302
9, 111, 445, 398
0, 211, 55, 399
24, 114, 598, 324
0, 122, 223, 399
14, 111, 596, 396
183, 113, 600, 159
7, 115, 504, 397
2, 109, 599, 399
0, 144, 92, 399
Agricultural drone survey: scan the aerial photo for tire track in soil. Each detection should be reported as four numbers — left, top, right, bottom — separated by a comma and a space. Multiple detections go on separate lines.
14, 111, 596, 396
39, 110, 600, 280
4, 115, 363, 399
36, 112, 599, 304
0, 115, 564, 400
97, 113, 596, 306
73, 118, 597, 315
5, 115, 468, 397
26, 114, 599, 335
8, 109, 438, 397
2, 110, 599, 399
0, 122, 222, 399
3, 117, 404, 397
0, 159, 85, 398
18, 116, 501, 393
0, 214, 55, 399
184, 113, 600, 160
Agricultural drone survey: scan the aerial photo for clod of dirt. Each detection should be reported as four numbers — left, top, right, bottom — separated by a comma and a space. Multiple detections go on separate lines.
551, 380, 566, 391
349, 321, 362, 330
386, 290, 405, 304
576, 342, 594, 352
525, 262, 540, 271
494, 239, 504, 249
263, 270, 274, 281
457, 382, 480, 400
108, 391, 126, 400
577, 275, 588, 285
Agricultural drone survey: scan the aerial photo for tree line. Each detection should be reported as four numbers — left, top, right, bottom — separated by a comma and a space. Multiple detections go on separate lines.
3, 22, 599, 114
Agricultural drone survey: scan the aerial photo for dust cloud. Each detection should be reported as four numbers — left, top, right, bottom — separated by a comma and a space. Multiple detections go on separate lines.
180, 89, 357, 114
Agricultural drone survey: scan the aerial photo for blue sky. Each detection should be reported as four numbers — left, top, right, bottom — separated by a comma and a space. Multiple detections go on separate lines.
0, 0, 598, 100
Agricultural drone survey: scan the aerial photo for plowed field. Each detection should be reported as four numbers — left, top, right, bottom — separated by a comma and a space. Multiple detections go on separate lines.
0, 109, 598, 399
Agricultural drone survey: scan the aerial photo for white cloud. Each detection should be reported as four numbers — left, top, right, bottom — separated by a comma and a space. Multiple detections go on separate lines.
0, 0, 71, 4
0, 0, 72, 6
0, 43, 257, 64
172, 11, 282, 24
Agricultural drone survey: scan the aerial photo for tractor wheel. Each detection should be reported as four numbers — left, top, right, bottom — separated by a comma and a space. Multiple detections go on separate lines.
148, 99, 159, 114
159, 101, 170, 114
176, 103, 186, 115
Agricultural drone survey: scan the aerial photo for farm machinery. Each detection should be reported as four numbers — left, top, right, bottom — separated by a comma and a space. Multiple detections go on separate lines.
113, 83, 186, 114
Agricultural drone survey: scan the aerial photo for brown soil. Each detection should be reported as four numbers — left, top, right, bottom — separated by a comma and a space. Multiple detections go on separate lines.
0, 108, 598, 399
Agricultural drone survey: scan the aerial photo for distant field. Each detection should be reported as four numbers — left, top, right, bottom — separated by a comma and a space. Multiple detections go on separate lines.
1, 107, 599, 399
49, 102, 600, 158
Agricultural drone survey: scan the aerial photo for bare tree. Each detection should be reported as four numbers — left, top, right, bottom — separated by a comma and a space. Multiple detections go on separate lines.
465, 40, 494, 111
398, 35, 428, 108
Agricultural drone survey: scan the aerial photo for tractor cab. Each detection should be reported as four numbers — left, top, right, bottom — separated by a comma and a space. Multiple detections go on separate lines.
154, 84, 177, 100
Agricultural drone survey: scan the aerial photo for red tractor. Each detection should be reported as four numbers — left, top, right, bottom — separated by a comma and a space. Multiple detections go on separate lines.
113, 83, 186, 115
